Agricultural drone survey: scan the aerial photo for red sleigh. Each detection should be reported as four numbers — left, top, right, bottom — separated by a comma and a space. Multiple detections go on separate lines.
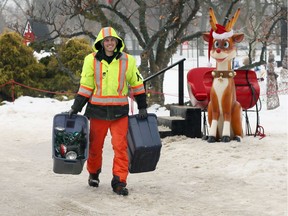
187, 67, 261, 136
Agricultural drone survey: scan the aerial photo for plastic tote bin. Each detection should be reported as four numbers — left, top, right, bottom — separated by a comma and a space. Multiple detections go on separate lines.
127, 113, 162, 173
52, 113, 89, 175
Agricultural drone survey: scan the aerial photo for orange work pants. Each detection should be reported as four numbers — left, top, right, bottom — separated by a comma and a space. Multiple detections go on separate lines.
87, 117, 129, 184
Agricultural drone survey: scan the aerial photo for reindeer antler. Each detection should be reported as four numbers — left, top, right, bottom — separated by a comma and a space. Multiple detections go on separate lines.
208, 8, 241, 32
225, 8, 240, 32
209, 8, 218, 31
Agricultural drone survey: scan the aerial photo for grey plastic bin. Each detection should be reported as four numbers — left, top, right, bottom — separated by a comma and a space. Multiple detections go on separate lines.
52, 113, 89, 175
127, 113, 162, 173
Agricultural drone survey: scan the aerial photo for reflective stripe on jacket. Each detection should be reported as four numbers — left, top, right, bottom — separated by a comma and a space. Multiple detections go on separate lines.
77, 27, 145, 107
77, 52, 145, 106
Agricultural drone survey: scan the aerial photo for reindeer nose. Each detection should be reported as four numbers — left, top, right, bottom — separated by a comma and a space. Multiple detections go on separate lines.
216, 48, 221, 53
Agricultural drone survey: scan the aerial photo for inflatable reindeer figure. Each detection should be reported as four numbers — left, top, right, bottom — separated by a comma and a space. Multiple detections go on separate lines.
203, 8, 244, 143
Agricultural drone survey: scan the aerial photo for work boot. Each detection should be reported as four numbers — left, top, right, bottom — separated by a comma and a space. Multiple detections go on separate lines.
88, 173, 100, 187
113, 185, 129, 196
111, 175, 128, 196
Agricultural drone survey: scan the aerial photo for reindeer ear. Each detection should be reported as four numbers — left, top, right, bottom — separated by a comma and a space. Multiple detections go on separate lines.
203, 32, 210, 42
233, 33, 244, 43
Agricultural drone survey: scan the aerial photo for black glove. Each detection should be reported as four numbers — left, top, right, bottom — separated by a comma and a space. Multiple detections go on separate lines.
68, 109, 78, 117
138, 108, 148, 119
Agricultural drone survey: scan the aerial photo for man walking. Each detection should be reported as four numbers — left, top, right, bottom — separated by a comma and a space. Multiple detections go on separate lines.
69, 27, 148, 196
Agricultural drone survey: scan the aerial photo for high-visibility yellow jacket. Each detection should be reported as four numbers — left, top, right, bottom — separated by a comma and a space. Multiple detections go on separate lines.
72, 27, 147, 120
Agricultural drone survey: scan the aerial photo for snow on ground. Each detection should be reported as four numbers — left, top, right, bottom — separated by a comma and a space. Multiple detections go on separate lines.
0, 52, 287, 216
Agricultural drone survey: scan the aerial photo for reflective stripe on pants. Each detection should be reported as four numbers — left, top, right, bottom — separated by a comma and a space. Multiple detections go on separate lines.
87, 117, 129, 183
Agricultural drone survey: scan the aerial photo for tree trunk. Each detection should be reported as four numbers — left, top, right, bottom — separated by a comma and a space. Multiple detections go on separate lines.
145, 75, 165, 106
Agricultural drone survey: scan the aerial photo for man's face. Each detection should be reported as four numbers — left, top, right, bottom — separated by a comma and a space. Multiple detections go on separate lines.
103, 36, 117, 54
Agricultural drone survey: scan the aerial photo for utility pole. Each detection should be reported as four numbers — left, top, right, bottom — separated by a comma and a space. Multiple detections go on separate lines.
280, 4, 288, 63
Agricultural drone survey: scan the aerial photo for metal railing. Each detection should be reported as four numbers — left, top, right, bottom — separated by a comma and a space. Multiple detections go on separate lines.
143, 58, 186, 105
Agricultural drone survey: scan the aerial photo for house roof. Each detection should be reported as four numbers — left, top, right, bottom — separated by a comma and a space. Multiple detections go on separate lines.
23, 19, 51, 42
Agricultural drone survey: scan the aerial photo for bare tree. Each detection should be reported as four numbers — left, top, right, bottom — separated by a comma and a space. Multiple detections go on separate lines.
4, 0, 286, 105
6, 0, 202, 105
231, 0, 287, 69
0, 0, 9, 32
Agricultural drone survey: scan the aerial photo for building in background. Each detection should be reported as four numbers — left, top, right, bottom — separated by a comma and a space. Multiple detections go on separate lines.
23, 19, 51, 45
